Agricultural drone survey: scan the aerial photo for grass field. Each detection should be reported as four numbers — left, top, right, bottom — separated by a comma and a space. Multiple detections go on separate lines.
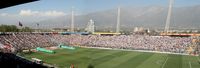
22, 47, 200, 68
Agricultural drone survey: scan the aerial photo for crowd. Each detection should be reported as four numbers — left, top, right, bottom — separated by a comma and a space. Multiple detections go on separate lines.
57, 35, 194, 54
0, 33, 198, 54
0, 33, 57, 53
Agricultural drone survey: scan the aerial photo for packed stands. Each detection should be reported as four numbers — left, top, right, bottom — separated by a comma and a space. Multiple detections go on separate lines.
0, 32, 199, 55
0, 33, 57, 53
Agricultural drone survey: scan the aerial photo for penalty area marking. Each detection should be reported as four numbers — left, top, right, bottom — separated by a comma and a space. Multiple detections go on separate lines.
189, 61, 192, 68
161, 57, 168, 68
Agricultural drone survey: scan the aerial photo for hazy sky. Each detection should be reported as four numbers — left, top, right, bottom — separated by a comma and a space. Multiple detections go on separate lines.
1, 0, 200, 14
0, 0, 200, 25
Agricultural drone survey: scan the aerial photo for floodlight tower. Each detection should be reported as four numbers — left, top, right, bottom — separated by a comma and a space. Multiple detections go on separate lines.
71, 7, 75, 32
164, 0, 174, 33
86, 19, 95, 33
116, 7, 121, 33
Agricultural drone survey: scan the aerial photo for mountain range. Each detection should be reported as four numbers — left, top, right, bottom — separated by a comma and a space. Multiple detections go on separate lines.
28, 5, 200, 30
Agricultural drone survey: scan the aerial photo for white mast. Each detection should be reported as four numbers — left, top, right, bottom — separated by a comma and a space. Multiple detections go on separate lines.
71, 7, 74, 32
164, 0, 174, 33
116, 7, 121, 33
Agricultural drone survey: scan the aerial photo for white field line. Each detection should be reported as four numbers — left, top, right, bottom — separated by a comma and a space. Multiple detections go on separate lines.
161, 57, 168, 68
81, 46, 197, 56
189, 61, 192, 68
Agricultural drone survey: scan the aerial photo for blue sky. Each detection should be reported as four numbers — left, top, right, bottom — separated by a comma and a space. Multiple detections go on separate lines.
1, 0, 200, 14
1, 0, 200, 25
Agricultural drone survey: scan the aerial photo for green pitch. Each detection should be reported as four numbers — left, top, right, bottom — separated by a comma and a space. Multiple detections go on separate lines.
22, 47, 200, 68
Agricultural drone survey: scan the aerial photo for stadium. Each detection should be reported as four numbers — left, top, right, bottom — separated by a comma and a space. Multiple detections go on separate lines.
1, 32, 200, 68
0, 0, 200, 68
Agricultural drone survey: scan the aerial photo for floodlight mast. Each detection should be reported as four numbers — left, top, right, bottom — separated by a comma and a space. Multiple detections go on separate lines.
164, 0, 174, 33
116, 7, 121, 33
71, 7, 75, 32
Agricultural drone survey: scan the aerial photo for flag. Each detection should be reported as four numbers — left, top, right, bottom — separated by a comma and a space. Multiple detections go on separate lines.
36, 23, 39, 26
19, 21, 23, 27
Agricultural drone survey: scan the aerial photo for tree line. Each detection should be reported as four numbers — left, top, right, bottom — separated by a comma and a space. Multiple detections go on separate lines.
0, 25, 33, 32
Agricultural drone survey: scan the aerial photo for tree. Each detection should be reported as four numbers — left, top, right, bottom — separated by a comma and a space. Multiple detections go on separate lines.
21, 27, 33, 32
0, 25, 19, 32
0, 24, 33, 32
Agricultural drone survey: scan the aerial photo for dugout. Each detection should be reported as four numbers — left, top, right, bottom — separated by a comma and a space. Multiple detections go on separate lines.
36, 47, 55, 54
58, 43, 75, 50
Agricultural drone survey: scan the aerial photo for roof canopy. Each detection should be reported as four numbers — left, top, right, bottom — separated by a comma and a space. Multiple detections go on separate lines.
0, 0, 38, 9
